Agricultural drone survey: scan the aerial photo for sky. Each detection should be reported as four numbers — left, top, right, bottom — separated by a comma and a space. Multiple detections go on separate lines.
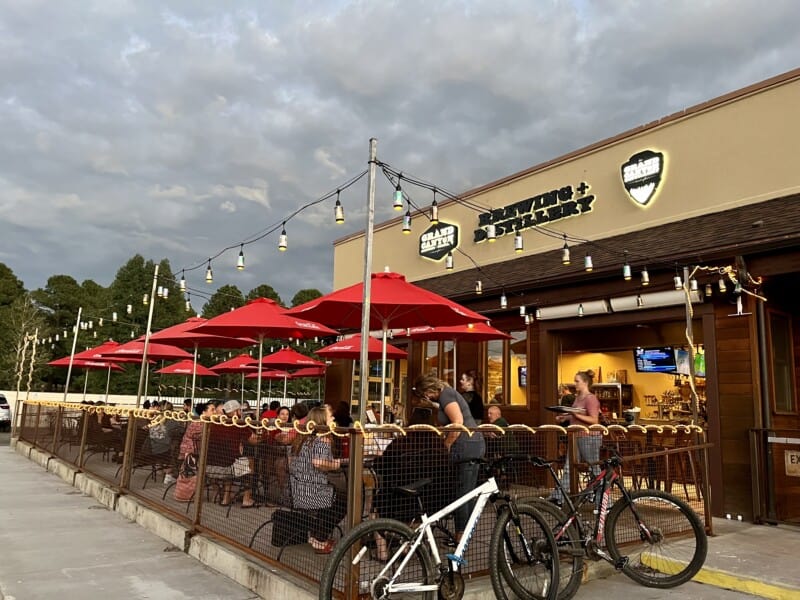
1, 0, 798, 306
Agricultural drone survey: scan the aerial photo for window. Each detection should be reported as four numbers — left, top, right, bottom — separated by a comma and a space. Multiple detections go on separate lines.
486, 339, 504, 403
509, 330, 528, 406
769, 310, 797, 414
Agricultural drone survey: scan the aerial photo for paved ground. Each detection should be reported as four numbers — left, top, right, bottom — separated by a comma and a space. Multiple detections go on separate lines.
0, 431, 257, 600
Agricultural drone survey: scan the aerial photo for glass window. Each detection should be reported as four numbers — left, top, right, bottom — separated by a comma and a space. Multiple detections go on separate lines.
486, 339, 504, 404
769, 311, 797, 414
509, 330, 528, 406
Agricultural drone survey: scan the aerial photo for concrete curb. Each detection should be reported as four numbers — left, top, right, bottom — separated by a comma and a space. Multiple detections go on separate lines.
689, 565, 799, 600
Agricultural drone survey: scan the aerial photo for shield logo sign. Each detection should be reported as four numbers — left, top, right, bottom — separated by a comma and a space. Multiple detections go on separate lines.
419, 221, 459, 260
621, 150, 665, 206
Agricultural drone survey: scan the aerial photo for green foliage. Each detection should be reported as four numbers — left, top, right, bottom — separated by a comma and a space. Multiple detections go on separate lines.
246, 284, 283, 306
0, 294, 49, 389
202, 285, 245, 319
0, 263, 25, 308
290, 288, 323, 308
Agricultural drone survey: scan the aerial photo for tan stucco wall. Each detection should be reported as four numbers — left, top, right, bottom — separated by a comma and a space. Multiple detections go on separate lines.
334, 72, 800, 288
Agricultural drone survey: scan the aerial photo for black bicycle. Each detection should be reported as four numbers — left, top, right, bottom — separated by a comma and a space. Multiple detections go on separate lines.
521, 453, 707, 600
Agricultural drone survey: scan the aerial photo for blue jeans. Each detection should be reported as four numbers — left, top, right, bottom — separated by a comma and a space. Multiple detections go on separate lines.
454, 460, 480, 533
552, 434, 602, 503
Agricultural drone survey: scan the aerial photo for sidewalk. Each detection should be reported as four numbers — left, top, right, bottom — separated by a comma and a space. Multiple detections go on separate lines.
3, 435, 799, 599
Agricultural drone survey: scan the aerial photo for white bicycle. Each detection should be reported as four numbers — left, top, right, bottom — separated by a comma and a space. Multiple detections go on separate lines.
319, 461, 559, 600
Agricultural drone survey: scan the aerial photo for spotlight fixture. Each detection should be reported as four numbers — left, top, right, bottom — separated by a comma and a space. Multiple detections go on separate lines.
561, 235, 570, 265
641, 266, 650, 286
237, 244, 245, 270
402, 209, 412, 234
578, 303, 585, 317
445, 252, 454, 270
500, 292, 508, 309
487, 224, 496, 242
205, 260, 213, 283
705, 283, 713, 297
475, 280, 483, 295
334, 191, 344, 224
430, 190, 439, 225
393, 176, 404, 210
179, 270, 186, 291
584, 253, 593, 272
623, 251, 631, 280
718, 277, 727, 293
278, 223, 288, 251
514, 229, 524, 253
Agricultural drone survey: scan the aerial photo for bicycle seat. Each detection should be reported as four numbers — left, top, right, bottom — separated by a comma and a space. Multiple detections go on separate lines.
395, 478, 432, 497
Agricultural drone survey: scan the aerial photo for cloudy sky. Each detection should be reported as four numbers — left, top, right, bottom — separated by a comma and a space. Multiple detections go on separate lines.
1, 0, 798, 305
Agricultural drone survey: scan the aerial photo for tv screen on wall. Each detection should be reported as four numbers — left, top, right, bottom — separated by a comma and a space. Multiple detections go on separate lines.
633, 346, 677, 373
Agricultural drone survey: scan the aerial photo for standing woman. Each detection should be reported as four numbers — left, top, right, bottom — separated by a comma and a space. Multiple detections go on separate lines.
459, 369, 484, 425
413, 374, 485, 541
550, 369, 602, 505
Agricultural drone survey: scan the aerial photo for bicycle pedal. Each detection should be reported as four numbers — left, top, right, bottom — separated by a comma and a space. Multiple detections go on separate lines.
446, 553, 467, 566
614, 556, 629, 570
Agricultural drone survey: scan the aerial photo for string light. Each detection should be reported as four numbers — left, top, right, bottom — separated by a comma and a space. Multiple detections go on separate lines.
500, 291, 508, 309
430, 190, 439, 225
402, 209, 412, 234
578, 303, 584, 317
690, 278, 699, 292
561, 235, 570, 265
475, 280, 483, 295
718, 277, 727, 293
185, 293, 192, 312
205, 260, 213, 284
142, 293, 149, 306
486, 224, 496, 242
519, 305, 526, 317
623, 251, 632, 280
636, 294, 644, 307
112, 312, 118, 322
237, 245, 245, 270
674, 275, 683, 290
179, 270, 186, 291
126, 304, 132, 315
641, 266, 650, 286
535, 308, 541, 320
278, 223, 288, 251
334, 191, 345, 225
393, 176, 404, 211
524, 313, 533, 325
514, 229, 524, 253
584, 253, 593, 272
705, 283, 713, 297
445, 252, 454, 270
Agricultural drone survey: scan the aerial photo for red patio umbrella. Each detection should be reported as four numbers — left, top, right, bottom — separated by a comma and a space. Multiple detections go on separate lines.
73, 340, 144, 363
290, 365, 328, 401
101, 340, 194, 362
189, 298, 337, 403
156, 359, 219, 398
316, 334, 407, 360
49, 356, 125, 401
406, 322, 511, 387
260, 347, 326, 399
209, 354, 259, 403
148, 317, 255, 400
286, 270, 487, 419
244, 368, 293, 399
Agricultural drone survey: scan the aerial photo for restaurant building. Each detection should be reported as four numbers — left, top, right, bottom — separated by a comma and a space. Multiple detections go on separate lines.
329, 68, 800, 523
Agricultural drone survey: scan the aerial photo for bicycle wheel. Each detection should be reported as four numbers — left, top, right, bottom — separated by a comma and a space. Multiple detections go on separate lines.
605, 489, 707, 588
490, 503, 559, 600
525, 499, 584, 600
319, 517, 436, 600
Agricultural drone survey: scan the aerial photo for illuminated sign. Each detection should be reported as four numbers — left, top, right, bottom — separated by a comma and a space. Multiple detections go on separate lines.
419, 221, 459, 260
622, 150, 664, 206
474, 182, 594, 243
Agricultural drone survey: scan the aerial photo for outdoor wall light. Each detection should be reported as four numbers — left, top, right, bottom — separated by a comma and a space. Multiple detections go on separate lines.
237, 245, 246, 269
486, 224, 496, 242
584, 253, 593, 272
641, 267, 650, 286
278, 223, 288, 251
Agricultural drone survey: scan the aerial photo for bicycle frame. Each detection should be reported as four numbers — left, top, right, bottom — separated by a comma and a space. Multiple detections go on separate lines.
375, 476, 503, 594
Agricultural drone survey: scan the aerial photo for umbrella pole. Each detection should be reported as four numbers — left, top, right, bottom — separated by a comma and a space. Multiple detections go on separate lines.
190, 343, 199, 402
104, 365, 112, 402
183, 376, 188, 397
453, 341, 458, 388
282, 376, 287, 401
82, 371, 89, 401
380, 326, 388, 424
256, 335, 264, 406
240, 373, 245, 403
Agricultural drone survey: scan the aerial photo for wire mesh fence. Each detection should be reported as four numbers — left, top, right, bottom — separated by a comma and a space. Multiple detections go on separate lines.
16, 400, 711, 594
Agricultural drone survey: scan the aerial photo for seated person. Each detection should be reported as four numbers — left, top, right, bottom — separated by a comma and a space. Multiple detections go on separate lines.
288, 405, 347, 555
371, 408, 453, 523
146, 401, 185, 484
179, 402, 213, 460
207, 400, 259, 508
484, 404, 519, 462
88, 402, 124, 460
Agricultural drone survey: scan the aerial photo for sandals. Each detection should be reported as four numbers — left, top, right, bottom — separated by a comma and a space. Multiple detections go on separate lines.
309, 536, 335, 554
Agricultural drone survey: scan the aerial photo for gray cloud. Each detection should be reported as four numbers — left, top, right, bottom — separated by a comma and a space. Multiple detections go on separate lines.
0, 0, 798, 304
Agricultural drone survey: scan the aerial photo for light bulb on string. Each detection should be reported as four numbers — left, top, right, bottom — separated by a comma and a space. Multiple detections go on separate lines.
278, 223, 288, 251
126, 304, 132, 315
690, 278, 699, 292
641, 266, 650, 286
636, 294, 644, 307
705, 283, 713, 297
519, 305, 526, 317
623, 251, 631, 280
514, 229, 524, 253
475, 280, 483, 295
162, 287, 169, 299
98, 318, 103, 327
578, 303, 584, 317
237, 245, 245, 270
63, 330, 68, 338
445, 252, 454, 270
500, 292, 508, 309
673, 265, 682, 290
535, 307, 541, 320
112, 312, 117, 322
185, 293, 192, 312
205, 259, 213, 283
718, 277, 727, 293
334, 194, 344, 225
402, 209, 412, 234
584, 253, 593, 272
179, 270, 186, 291
561, 235, 570, 265
393, 176, 404, 211
430, 190, 439, 225
142, 293, 149, 306
156, 285, 163, 298
524, 313, 532, 325
486, 224, 496, 242
130, 330, 135, 339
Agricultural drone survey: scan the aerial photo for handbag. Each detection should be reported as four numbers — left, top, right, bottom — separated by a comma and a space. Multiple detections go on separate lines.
174, 454, 197, 502
232, 456, 252, 477
271, 509, 308, 547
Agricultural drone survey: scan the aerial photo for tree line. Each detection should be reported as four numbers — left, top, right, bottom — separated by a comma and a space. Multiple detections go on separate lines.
0, 255, 324, 396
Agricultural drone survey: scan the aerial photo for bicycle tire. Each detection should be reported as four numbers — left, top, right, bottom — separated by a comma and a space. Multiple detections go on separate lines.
490, 503, 559, 600
318, 517, 436, 600
605, 489, 707, 588
524, 499, 584, 600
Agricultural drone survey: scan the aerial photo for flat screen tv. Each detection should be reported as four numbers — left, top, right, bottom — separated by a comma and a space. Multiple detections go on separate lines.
633, 346, 677, 373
